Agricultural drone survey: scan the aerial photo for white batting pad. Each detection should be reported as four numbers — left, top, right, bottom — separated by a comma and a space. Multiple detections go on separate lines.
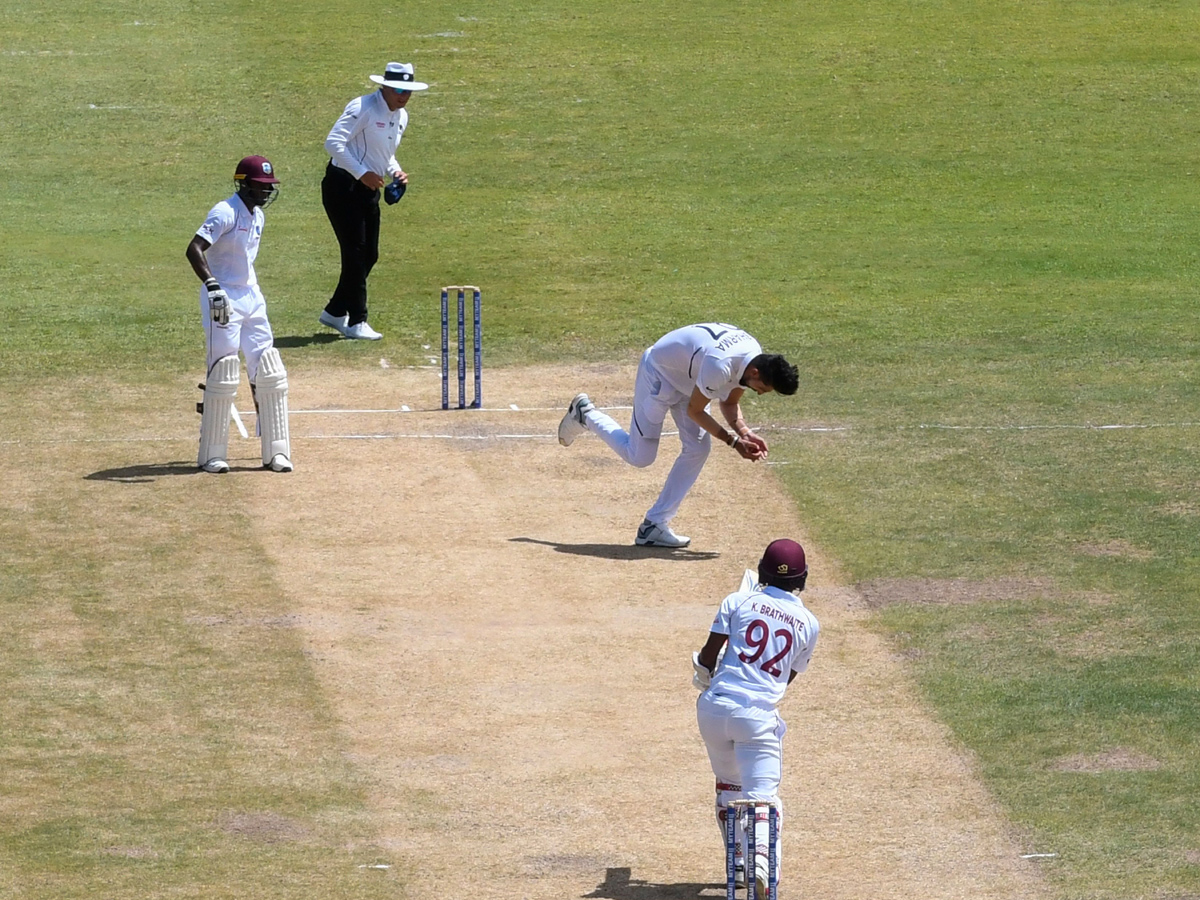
198, 355, 240, 468
254, 347, 291, 467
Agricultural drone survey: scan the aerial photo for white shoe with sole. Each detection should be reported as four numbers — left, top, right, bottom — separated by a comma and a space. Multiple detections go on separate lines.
266, 453, 293, 473
635, 518, 691, 548
557, 392, 594, 446
200, 458, 229, 474
344, 321, 383, 341
319, 311, 348, 333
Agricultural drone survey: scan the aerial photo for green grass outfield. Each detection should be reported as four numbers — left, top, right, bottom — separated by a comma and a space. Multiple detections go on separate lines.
3, 0, 1199, 897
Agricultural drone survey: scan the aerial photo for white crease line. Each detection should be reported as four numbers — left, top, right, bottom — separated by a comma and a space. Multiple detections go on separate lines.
307, 432, 557, 441
764, 426, 850, 433
4, 420, 1198, 447
288, 405, 632, 415
911, 422, 1200, 432
1, 437, 189, 445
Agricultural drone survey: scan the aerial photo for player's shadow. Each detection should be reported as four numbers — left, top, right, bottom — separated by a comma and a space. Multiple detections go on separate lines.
85, 462, 262, 483
272, 333, 344, 348
510, 537, 720, 561
584, 867, 724, 899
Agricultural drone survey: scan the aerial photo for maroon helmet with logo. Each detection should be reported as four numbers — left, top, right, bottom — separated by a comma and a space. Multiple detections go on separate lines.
233, 155, 280, 208
757, 539, 808, 592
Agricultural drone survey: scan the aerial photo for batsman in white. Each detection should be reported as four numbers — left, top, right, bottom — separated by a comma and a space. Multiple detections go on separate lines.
557, 323, 799, 547
692, 539, 820, 898
185, 155, 293, 474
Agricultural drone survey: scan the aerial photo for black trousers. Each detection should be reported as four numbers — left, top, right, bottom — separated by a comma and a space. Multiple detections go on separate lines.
321, 162, 380, 326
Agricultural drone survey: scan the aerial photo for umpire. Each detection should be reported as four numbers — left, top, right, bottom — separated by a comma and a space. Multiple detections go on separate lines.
319, 61, 428, 341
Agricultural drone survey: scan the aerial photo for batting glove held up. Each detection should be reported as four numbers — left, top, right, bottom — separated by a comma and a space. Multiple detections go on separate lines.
205, 279, 229, 326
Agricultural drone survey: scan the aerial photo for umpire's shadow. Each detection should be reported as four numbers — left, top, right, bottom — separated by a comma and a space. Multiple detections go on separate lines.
510, 537, 720, 561
584, 867, 723, 899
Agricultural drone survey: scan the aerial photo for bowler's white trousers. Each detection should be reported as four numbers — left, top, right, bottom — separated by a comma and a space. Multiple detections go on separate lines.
583, 349, 712, 525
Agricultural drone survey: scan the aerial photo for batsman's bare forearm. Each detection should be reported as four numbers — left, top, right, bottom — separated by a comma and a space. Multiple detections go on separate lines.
186, 235, 215, 283
698, 632, 727, 671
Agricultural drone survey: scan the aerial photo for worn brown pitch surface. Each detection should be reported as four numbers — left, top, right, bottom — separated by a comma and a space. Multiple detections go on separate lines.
247, 362, 1047, 900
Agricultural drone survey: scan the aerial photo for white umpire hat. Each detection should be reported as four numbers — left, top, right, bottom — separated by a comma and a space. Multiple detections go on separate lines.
369, 62, 429, 91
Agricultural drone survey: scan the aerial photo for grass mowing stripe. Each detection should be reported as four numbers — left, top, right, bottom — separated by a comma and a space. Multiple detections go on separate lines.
0, 442, 397, 899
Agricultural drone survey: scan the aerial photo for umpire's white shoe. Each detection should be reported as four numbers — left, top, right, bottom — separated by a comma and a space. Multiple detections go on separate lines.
557, 393, 594, 446
344, 321, 383, 341
200, 458, 229, 474
635, 518, 691, 548
319, 310, 348, 333
266, 454, 293, 473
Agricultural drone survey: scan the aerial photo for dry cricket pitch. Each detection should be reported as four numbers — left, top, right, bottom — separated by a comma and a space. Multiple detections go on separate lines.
16, 362, 1050, 899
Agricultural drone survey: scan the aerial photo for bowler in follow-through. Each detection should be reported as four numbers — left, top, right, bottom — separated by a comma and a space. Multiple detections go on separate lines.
557, 323, 799, 547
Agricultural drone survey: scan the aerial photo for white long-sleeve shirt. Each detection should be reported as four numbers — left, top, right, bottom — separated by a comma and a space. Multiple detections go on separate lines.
324, 89, 406, 181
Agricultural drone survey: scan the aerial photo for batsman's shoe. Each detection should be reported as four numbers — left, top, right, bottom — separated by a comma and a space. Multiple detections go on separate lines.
318, 310, 349, 334
734, 861, 746, 889
557, 393, 594, 446
266, 453, 293, 473
344, 321, 383, 341
200, 458, 230, 474
635, 518, 691, 548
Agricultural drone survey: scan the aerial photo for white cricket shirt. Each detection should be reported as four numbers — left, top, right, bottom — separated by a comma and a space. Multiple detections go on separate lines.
708, 584, 819, 710
195, 193, 263, 288
325, 89, 407, 181
646, 323, 763, 400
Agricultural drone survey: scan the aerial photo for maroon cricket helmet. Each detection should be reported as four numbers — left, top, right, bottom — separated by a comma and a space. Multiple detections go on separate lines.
234, 155, 280, 184
757, 539, 808, 592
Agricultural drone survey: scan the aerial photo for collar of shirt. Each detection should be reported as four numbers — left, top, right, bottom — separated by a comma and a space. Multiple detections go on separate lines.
368, 89, 401, 124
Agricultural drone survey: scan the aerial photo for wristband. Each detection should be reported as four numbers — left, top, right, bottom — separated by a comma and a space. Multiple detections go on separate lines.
730, 434, 741, 449
205, 278, 220, 290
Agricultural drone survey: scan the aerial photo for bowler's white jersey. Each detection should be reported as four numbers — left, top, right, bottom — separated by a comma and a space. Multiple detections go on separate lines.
708, 584, 820, 710
195, 193, 263, 288
646, 323, 763, 401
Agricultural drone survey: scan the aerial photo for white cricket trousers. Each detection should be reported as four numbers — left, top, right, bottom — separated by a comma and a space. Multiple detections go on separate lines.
696, 691, 786, 884
200, 283, 275, 382
584, 349, 712, 525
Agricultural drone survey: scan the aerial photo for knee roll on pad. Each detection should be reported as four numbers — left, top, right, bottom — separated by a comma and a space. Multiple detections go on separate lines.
198, 355, 240, 468
254, 347, 291, 466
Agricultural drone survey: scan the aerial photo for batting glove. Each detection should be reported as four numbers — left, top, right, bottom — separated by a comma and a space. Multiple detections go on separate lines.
205, 279, 229, 326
